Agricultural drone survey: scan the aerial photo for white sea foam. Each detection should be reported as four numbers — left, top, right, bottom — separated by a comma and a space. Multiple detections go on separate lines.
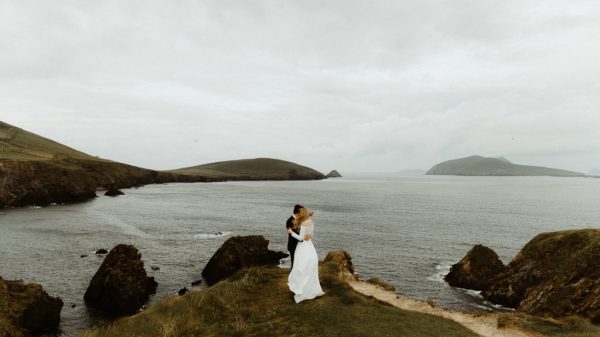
427, 262, 453, 283
193, 231, 232, 239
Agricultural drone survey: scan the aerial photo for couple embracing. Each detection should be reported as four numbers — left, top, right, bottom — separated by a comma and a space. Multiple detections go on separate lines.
286, 204, 325, 303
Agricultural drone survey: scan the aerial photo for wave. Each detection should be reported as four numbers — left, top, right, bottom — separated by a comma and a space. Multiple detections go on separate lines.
427, 262, 453, 283
193, 231, 232, 239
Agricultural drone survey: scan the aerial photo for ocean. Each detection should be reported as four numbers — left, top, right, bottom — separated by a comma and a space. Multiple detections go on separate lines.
1, 175, 599, 336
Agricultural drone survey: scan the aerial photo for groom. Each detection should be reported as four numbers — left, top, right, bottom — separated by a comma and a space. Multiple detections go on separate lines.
286, 204, 303, 268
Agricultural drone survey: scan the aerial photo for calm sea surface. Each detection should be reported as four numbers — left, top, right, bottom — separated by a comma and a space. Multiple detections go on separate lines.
1, 176, 599, 336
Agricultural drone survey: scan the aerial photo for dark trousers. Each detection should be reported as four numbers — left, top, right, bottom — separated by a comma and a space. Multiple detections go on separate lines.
289, 250, 295, 269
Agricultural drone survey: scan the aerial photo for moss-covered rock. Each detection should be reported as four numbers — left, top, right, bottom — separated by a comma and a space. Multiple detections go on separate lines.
0, 277, 63, 337
201, 235, 288, 286
84, 244, 157, 317
445, 244, 505, 291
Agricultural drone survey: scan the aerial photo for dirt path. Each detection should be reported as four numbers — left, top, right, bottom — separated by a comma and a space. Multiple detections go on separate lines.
350, 281, 542, 337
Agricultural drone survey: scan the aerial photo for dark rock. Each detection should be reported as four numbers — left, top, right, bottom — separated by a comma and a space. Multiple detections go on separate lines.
71, 304, 77, 308
479, 229, 600, 323
95, 249, 108, 255
150, 265, 160, 271
80, 254, 88, 258
326, 170, 342, 178
367, 278, 396, 292
104, 188, 125, 197
191, 279, 202, 287
201, 235, 288, 286
445, 244, 505, 291
84, 244, 157, 317
178, 287, 189, 296
323, 250, 358, 281
0, 276, 63, 335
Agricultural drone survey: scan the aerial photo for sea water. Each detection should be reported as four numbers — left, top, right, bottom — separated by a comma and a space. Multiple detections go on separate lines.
1, 175, 599, 336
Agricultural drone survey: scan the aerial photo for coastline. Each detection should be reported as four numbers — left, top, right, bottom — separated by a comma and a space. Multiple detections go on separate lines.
350, 280, 538, 337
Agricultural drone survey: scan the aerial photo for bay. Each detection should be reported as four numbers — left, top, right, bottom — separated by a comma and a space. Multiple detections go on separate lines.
1, 175, 599, 336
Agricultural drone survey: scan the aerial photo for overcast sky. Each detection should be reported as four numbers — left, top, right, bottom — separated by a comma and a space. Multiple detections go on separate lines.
1, 0, 599, 173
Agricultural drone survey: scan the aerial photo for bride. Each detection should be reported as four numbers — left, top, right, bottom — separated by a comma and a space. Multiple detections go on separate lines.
287, 207, 325, 303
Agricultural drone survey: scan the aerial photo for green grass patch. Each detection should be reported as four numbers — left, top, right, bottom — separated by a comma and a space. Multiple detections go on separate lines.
79, 259, 478, 337
498, 313, 600, 337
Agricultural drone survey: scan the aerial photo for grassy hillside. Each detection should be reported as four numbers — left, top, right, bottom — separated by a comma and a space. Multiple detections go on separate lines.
0, 121, 214, 207
426, 155, 584, 177
79, 252, 477, 337
0, 121, 97, 161
172, 158, 325, 180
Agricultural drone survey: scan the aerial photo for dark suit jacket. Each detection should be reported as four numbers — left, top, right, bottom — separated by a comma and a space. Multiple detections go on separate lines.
286, 216, 300, 252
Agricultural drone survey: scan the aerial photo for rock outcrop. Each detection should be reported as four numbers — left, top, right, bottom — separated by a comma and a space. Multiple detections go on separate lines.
444, 244, 505, 291
447, 229, 600, 323
326, 170, 342, 178
84, 244, 157, 316
201, 235, 288, 286
323, 250, 357, 281
104, 188, 125, 196
0, 277, 63, 336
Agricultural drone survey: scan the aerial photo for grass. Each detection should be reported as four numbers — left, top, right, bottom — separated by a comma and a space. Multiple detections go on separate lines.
79, 254, 478, 337
171, 158, 325, 180
497, 313, 600, 337
0, 121, 96, 161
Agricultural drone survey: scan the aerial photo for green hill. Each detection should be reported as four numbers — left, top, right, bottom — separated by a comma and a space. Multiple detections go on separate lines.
0, 121, 97, 161
0, 121, 213, 207
172, 158, 325, 180
426, 155, 584, 177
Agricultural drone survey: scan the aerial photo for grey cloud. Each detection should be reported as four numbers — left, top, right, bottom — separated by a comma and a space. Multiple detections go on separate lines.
1, 0, 599, 173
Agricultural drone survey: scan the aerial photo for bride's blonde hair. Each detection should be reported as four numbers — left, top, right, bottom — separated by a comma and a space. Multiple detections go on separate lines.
293, 207, 313, 230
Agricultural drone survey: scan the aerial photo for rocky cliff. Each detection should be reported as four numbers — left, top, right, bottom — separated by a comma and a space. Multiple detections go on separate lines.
0, 158, 215, 207
447, 229, 600, 323
0, 277, 63, 337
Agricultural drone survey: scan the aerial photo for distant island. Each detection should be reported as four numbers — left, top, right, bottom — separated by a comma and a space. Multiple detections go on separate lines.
326, 170, 342, 178
0, 122, 324, 207
171, 158, 325, 181
426, 155, 584, 177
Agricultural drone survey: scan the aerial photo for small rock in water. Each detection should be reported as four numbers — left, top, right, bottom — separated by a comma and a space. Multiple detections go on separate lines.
80, 254, 88, 258
104, 188, 125, 197
71, 304, 77, 308
95, 249, 108, 255
178, 287, 189, 296
151, 265, 160, 271
191, 279, 202, 287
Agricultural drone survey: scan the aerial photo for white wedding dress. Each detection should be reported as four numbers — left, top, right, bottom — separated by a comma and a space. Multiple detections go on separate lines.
287, 220, 325, 303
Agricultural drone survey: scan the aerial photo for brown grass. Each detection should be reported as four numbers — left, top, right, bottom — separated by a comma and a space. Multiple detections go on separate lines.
79, 257, 478, 337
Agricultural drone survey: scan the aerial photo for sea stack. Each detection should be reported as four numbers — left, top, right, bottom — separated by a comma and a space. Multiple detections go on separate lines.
326, 170, 342, 178
201, 235, 288, 286
84, 244, 157, 316
444, 244, 505, 291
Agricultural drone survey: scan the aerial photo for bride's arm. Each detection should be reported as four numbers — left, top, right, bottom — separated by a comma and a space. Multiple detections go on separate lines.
290, 227, 305, 241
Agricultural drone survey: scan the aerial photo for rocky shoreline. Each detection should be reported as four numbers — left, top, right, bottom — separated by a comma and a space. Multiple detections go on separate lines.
445, 228, 600, 324
0, 158, 218, 208
0, 158, 326, 208
2, 231, 600, 336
